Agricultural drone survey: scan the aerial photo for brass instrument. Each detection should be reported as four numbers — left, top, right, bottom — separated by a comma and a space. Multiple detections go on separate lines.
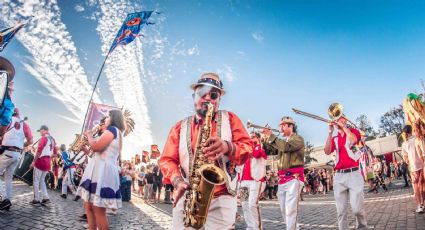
246, 121, 280, 134
183, 103, 226, 229
292, 103, 358, 128
69, 125, 101, 154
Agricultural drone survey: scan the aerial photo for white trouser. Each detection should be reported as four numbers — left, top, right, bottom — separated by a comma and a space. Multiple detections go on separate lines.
333, 170, 368, 230
240, 180, 265, 230
62, 167, 75, 195
277, 179, 302, 230
172, 194, 237, 230
33, 168, 49, 201
0, 150, 21, 200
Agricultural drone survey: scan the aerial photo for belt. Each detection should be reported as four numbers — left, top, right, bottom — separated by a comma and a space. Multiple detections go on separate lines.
335, 167, 359, 173
2, 146, 22, 152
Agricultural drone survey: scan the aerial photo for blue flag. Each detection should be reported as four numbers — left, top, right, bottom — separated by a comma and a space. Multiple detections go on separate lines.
108, 11, 153, 54
0, 21, 26, 52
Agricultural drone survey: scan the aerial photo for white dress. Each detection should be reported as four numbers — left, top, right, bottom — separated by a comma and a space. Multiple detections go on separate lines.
79, 126, 122, 209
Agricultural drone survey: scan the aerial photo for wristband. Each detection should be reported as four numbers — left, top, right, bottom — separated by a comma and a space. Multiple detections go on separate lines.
172, 176, 185, 189
225, 140, 232, 156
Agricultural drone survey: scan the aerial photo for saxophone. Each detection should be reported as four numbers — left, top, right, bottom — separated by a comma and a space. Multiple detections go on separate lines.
183, 102, 227, 229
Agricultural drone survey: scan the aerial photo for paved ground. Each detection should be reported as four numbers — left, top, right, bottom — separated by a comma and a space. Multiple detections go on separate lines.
0, 179, 424, 229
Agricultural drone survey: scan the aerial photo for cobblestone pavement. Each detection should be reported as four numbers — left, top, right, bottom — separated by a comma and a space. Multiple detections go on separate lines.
1, 179, 424, 229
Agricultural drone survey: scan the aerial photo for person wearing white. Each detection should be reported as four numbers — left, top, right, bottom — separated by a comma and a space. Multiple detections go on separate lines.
324, 116, 367, 230
240, 132, 267, 230
402, 124, 425, 213
0, 108, 33, 210
79, 110, 124, 230
30, 125, 56, 206
159, 73, 253, 230
262, 116, 305, 230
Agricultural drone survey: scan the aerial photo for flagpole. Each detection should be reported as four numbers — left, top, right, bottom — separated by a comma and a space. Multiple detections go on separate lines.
80, 52, 110, 135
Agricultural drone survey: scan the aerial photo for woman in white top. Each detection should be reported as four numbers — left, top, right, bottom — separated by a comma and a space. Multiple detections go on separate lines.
402, 124, 425, 213
79, 110, 125, 230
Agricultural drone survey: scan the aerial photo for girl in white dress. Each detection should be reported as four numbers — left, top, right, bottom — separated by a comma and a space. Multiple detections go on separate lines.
79, 110, 125, 230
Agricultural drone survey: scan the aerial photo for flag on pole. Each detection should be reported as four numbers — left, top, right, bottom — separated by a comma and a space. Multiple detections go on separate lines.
108, 11, 154, 54
0, 21, 27, 52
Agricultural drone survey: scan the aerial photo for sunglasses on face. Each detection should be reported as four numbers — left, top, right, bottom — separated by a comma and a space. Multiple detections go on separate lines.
194, 90, 221, 100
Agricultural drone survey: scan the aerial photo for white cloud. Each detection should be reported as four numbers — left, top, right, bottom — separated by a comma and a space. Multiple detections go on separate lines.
74, 4, 85, 12
58, 114, 80, 124
217, 65, 236, 83
86, 0, 97, 7
171, 41, 200, 56
251, 31, 264, 43
1, 0, 100, 121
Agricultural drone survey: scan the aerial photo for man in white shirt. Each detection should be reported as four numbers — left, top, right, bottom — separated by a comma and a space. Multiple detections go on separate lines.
402, 125, 425, 213
0, 108, 33, 210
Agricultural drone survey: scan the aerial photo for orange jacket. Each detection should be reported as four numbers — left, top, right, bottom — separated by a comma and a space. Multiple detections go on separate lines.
159, 111, 253, 196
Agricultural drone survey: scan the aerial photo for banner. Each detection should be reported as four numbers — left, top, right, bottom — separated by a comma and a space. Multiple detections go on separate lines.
142, 150, 150, 163
150, 144, 160, 159
83, 102, 119, 132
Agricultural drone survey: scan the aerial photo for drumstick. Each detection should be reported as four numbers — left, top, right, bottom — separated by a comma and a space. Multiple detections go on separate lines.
21, 168, 32, 177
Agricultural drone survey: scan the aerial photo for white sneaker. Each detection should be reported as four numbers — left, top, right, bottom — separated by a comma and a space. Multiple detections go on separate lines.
416, 206, 424, 213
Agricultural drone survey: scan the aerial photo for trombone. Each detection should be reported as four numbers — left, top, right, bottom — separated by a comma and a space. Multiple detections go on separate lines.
246, 121, 281, 135
292, 103, 358, 128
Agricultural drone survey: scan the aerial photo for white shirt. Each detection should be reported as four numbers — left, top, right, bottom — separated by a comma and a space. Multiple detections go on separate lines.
402, 136, 424, 172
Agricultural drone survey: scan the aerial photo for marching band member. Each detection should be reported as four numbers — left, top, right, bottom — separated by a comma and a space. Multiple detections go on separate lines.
79, 110, 125, 230
30, 125, 57, 206
324, 116, 368, 230
60, 144, 76, 199
240, 132, 267, 230
159, 73, 253, 229
0, 108, 33, 210
262, 116, 305, 230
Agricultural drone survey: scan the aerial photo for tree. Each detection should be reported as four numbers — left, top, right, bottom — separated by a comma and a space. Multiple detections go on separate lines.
379, 105, 405, 137
304, 141, 317, 165
355, 114, 378, 140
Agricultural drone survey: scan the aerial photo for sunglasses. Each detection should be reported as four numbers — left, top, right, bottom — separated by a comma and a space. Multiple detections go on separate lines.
194, 90, 221, 100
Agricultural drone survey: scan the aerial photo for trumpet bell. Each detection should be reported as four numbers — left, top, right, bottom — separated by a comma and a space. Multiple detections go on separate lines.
328, 103, 344, 120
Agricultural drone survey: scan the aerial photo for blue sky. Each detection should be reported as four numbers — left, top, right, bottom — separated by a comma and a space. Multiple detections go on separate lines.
1, 0, 424, 159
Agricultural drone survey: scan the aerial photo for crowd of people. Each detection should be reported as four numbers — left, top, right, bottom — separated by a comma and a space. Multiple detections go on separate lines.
0, 67, 423, 230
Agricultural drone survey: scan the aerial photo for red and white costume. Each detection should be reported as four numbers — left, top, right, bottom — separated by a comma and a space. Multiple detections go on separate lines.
330, 128, 367, 230
33, 134, 57, 202
240, 143, 267, 230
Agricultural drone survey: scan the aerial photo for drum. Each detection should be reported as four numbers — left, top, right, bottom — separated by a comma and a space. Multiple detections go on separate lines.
13, 151, 34, 186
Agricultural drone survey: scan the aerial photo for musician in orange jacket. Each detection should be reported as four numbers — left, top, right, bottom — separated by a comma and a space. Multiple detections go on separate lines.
159, 73, 253, 230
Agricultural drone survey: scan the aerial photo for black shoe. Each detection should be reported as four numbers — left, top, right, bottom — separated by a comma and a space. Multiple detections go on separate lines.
79, 214, 87, 221
60, 194, 67, 199
73, 195, 81, 202
0, 199, 11, 211
30, 200, 41, 207
41, 199, 50, 205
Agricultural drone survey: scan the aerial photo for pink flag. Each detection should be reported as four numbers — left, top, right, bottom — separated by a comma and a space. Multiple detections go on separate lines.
83, 102, 119, 132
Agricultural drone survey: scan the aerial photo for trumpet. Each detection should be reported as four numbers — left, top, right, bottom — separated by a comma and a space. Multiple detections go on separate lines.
293, 103, 358, 128
246, 121, 280, 134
